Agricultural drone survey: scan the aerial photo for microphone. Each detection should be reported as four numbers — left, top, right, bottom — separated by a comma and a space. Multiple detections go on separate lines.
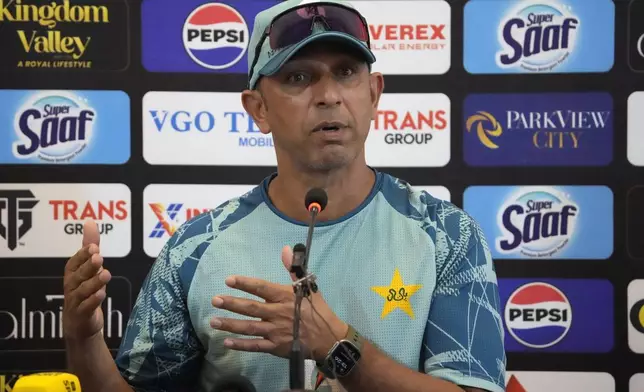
12, 372, 81, 391
289, 188, 327, 391
211, 374, 256, 392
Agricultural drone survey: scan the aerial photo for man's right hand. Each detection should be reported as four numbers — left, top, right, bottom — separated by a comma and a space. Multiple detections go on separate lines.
63, 219, 112, 342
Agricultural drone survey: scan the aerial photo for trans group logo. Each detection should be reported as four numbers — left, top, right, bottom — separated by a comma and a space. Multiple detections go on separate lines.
182, 3, 249, 70
0, 90, 130, 165
463, 186, 613, 259
142, 0, 274, 73
463, 93, 613, 166
463, 0, 615, 74
504, 282, 572, 349
499, 278, 613, 353
0, 190, 39, 251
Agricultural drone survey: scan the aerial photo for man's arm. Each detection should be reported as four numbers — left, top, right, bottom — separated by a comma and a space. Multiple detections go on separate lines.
338, 209, 506, 392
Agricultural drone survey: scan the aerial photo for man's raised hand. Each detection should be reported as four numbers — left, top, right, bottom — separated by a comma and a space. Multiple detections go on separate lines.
63, 219, 112, 342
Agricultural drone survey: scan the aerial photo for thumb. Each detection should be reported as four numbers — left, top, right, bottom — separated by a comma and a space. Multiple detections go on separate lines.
281, 245, 298, 282
82, 219, 100, 248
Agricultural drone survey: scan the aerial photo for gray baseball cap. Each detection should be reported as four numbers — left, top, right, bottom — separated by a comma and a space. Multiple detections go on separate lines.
247, 0, 376, 89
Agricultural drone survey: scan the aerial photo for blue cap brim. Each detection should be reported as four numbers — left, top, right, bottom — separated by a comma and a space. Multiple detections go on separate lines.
258, 32, 376, 77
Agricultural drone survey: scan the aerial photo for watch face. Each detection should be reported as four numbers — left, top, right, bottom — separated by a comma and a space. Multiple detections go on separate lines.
330, 342, 361, 376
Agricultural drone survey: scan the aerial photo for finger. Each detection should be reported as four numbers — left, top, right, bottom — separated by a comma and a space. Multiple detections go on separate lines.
225, 276, 289, 302
65, 243, 99, 274
65, 253, 104, 293
75, 284, 107, 318
69, 269, 112, 309
212, 295, 274, 319
281, 245, 298, 282
82, 219, 100, 248
222, 337, 276, 353
210, 317, 273, 337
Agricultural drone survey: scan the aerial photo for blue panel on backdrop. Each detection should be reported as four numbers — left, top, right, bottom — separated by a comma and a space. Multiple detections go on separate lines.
463, 185, 613, 259
141, 0, 279, 73
499, 278, 614, 353
463, 0, 615, 74
463, 92, 613, 166
0, 90, 130, 165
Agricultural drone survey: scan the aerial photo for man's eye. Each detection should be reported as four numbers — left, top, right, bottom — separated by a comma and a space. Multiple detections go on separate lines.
339, 67, 354, 77
287, 73, 308, 83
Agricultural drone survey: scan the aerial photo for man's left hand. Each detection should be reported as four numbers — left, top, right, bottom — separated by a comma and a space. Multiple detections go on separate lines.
209, 245, 348, 362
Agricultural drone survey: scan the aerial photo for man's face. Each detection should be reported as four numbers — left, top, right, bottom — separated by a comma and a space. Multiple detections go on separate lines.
244, 41, 384, 172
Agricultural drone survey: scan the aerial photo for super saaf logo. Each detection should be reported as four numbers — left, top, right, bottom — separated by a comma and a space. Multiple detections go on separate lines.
500, 278, 613, 353
463, 0, 614, 74
463, 185, 613, 259
0, 0, 129, 71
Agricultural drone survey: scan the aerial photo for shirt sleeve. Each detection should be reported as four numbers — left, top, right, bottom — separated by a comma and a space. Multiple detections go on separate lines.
114, 236, 205, 392
422, 210, 507, 392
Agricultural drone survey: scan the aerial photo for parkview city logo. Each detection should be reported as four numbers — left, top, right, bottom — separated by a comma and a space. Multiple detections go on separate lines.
463, 0, 614, 74
143, 91, 276, 166
0, 90, 130, 165
463, 185, 613, 259
0, 183, 131, 257
505, 371, 615, 391
347, 0, 451, 74
142, 0, 272, 73
0, 0, 129, 71
499, 278, 613, 353
143, 184, 254, 257
463, 92, 613, 166
364, 93, 451, 167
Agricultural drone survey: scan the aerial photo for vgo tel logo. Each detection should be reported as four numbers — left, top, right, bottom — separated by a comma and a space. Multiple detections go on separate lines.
497, 187, 578, 258
0, 183, 131, 258
183, 3, 249, 70
143, 184, 254, 257
364, 94, 450, 167
505, 282, 571, 349
496, 2, 579, 72
143, 92, 276, 166
12, 91, 95, 163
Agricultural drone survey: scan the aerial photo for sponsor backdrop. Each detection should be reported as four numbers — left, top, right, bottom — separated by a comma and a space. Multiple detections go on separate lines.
0, 0, 642, 390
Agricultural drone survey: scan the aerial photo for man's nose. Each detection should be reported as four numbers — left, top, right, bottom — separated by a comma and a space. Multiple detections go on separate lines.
313, 75, 342, 107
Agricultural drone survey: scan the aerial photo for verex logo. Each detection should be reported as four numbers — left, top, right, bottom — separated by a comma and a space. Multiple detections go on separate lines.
143, 92, 276, 166
463, 0, 614, 74
463, 185, 613, 259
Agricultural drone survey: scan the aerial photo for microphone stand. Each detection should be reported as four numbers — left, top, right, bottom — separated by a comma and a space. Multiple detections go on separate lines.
288, 206, 320, 392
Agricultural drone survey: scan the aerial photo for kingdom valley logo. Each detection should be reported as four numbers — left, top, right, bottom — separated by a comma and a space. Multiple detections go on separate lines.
148, 203, 210, 239
0, 0, 129, 71
629, 0, 644, 71
0, 277, 131, 351
0, 190, 39, 251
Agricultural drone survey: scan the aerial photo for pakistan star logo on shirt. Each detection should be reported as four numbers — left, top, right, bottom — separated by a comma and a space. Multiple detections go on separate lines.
371, 268, 422, 319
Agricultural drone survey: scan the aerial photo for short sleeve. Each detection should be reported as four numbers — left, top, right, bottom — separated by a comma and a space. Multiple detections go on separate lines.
422, 212, 507, 392
114, 237, 204, 392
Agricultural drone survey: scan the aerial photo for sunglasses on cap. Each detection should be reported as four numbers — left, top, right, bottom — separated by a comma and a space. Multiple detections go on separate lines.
248, 2, 371, 87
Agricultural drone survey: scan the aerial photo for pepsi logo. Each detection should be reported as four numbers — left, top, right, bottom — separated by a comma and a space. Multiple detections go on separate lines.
504, 282, 572, 349
182, 3, 249, 70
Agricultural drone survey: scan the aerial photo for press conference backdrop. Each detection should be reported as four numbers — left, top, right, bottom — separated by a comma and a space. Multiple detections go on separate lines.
0, 0, 643, 390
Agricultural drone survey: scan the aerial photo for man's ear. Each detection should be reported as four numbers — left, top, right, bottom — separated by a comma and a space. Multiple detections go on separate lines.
241, 87, 271, 135
369, 72, 385, 121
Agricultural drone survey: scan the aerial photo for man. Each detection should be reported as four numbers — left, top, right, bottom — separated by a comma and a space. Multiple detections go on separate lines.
62, 1, 506, 391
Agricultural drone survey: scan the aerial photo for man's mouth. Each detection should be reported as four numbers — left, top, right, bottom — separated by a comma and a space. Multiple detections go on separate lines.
313, 122, 346, 132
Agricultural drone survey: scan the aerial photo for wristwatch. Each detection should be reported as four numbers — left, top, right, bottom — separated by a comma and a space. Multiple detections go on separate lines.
317, 324, 364, 379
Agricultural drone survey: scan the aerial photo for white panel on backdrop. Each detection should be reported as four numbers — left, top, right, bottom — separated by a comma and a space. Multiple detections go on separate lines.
365, 93, 451, 167
143, 92, 277, 166
0, 184, 131, 258
412, 186, 451, 202
628, 279, 644, 353
631, 374, 644, 391
628, 92, 644, 166
143, 184, 255, 258
347, 0, 451, 74
505, 371, 615, 391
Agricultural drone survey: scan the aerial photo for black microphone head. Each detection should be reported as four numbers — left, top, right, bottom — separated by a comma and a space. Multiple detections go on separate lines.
305, 188, 328, 212
212, 374, 256, 392
293, 243, 306, 253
